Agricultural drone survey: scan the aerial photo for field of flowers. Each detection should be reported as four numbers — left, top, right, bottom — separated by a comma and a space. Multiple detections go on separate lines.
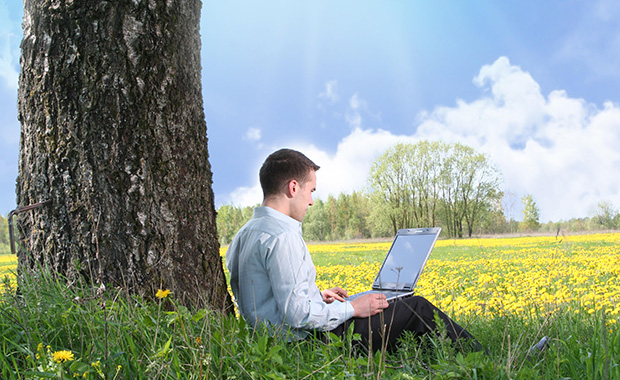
0, 254, 17, 291
308, 233, 620, 328
5, 232, 620, 327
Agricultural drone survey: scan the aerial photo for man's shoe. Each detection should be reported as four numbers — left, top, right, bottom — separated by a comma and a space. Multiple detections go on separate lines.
526, 336, 549, 360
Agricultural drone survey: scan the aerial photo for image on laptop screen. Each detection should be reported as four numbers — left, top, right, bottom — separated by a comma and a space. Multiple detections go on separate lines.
373, 232, 438, 290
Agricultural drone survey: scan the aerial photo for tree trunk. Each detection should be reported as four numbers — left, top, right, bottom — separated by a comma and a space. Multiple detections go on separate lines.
17, 0, 232, 312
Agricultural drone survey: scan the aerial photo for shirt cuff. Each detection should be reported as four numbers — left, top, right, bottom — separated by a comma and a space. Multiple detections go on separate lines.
341, 300, 355, 320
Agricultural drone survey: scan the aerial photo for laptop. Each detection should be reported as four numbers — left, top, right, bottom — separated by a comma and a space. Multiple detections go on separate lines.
345, 227, 441, 303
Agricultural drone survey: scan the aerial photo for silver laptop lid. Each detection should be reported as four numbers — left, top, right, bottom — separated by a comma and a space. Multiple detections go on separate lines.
372, 227, 441, 291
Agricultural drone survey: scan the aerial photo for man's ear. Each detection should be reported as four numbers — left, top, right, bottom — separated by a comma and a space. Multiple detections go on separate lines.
286, 179, 298, 199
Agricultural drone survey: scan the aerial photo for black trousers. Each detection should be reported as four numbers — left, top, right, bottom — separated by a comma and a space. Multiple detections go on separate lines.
325, 296, 481, 353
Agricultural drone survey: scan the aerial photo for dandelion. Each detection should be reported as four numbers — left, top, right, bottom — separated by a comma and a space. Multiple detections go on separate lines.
156, 289, 171, 299
52, 350, 75, 363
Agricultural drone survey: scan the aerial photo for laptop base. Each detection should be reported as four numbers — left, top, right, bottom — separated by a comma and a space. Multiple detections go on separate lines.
346, 290, 414, 303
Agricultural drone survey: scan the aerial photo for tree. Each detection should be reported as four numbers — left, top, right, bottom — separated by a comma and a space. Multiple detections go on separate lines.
370, 141, 502, 238
458, 147, 503, 237
216, 205, 254, 245
303, 199, 330, 241
589, 201, 618, 230
436, 143, 503, 237
476, 197, 508, 234
520, 194, 541, 232
369, 143, 437, 235
0, 215, 9, 255
17, 1, 231, 311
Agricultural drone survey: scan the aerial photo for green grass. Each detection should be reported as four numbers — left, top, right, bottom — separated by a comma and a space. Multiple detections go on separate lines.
1, 242, 619, 379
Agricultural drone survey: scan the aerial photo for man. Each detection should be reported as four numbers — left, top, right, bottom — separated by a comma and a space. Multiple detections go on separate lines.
226, 148, 481, 352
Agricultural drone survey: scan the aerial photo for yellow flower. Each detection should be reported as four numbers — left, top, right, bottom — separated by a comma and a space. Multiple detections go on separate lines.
52, 350, 74, 363
156, 289, 171, 299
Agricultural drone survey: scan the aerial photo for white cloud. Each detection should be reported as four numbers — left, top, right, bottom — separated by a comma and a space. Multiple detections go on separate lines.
245, 127, 262, 142
226, 57, 620, 222
297, 129, 417, 201
228, 184, 263, 207
318, 80, 339, 103
415, 57, 620, 222
345, 93, 366, 129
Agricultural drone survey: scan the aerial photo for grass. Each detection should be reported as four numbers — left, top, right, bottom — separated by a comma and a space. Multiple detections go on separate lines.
1, 234, 620, 378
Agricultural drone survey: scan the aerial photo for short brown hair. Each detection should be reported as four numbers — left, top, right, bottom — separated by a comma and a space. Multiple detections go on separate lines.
259, 149, 320, 197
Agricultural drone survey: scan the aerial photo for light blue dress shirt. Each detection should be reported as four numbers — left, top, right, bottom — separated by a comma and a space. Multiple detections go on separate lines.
226, 206, 354, 339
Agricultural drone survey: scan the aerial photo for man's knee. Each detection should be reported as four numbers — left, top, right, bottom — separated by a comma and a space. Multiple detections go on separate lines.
404, 295, 433, 308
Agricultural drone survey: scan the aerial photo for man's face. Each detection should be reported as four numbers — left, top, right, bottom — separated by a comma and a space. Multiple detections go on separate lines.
290, 170, 316, 222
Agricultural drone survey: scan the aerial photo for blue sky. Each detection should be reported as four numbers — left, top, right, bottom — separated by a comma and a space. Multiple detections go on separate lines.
1, 0, 620, 223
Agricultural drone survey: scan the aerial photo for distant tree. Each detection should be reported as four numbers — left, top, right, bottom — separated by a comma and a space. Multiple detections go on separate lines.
216, 205, 254, 245
438, 143, 502, 238
589, 201, 618, 230
477, 196, 507, 235
346, 191, 372, 239
520, 194, 541, 232
324, 195, 339, 240
303, 199, 330, 241
367, 193, 394, 238
301, 192, 373, 241
17, 1, 231, 310
0, 215, 9, 255
369, 142, 438, 234
0, 215, 8, 245
369, 141, 502, 238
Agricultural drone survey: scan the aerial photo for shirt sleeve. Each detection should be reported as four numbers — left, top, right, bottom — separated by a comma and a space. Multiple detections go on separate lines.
264, 231, 354, 331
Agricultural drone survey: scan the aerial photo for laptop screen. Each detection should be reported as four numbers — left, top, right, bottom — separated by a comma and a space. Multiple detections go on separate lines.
372, 229, 439, 291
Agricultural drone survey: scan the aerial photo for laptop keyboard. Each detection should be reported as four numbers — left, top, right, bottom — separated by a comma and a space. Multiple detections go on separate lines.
346, 290, 412, 302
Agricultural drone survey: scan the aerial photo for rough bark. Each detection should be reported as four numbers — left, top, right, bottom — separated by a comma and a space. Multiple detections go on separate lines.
17, 0, 232, 312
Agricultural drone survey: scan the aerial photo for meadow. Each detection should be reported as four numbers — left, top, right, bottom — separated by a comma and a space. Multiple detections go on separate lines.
0, 233, 619, 378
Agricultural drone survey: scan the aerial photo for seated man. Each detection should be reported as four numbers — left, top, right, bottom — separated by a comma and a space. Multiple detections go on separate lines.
226, 148, 481, 352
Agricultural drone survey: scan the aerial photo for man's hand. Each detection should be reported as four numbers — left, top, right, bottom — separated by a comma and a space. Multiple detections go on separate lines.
322, 287, 349, 303
350, 293, 389, 318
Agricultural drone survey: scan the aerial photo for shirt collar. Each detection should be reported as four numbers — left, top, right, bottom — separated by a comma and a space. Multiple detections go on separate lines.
254, 206, 302, 232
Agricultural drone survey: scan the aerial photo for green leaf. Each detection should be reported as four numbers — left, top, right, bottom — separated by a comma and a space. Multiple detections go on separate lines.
154, 336, 173, 359
192, 308, 207, 322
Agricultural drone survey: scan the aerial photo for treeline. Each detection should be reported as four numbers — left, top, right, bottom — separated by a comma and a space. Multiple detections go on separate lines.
0, 214, 10, 255
216, 195, 620, 245
216, 141, 620, 245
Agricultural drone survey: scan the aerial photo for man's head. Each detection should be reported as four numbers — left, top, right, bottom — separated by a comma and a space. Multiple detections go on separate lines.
259, 149, 320, 221
260, 149, 320, 197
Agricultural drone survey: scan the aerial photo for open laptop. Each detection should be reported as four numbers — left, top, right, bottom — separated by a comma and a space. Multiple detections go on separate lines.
345, 227, 441, 303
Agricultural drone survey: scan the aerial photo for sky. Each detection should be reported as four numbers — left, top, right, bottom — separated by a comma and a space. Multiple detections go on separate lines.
1, 1, 620, 223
